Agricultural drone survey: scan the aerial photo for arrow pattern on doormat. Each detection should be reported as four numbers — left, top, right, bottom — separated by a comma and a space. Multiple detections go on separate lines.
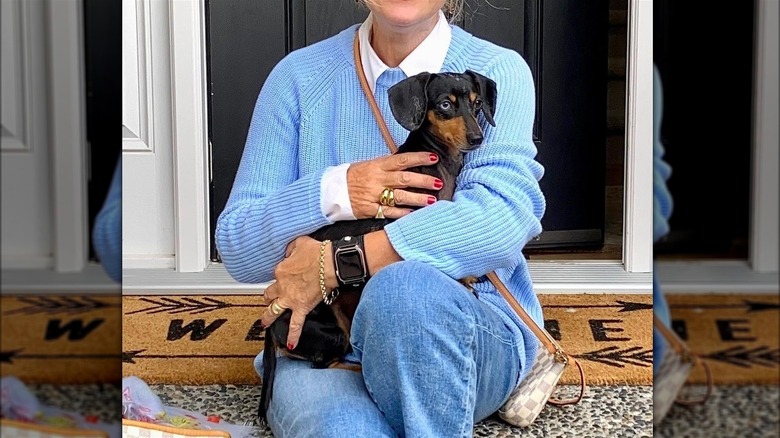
574, 345, 653, 368
0, 350, 120, 364
545, 300, 653, 312
669, 300, 780, 313
122, 350, 257, 364
703, 346, 780, 368
125, 297, 264, 315
3, 297, 120, 316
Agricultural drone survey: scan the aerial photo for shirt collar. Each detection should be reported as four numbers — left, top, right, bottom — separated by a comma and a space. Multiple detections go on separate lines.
358, 9, 452, 92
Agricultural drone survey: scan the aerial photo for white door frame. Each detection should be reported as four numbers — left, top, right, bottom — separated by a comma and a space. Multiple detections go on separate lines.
47, 0, 89, 273
169, 0, 211, 273
622, 0, 654, 273
749, 0, 779, 273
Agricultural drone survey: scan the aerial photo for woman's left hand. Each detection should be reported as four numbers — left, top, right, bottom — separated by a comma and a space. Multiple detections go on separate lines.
261, 236, 336, 350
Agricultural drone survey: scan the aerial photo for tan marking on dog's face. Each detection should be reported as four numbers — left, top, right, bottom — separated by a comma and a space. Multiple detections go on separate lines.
427, 110, 467, 154
448, 94, 456, 103
469, 91, 478, 103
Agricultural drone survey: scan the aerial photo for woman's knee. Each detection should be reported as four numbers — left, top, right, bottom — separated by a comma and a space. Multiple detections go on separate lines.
354, 261, 473, 333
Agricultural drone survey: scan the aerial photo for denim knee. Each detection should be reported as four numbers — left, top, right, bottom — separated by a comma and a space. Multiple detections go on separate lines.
368, 261, 467, 313
352, 261, 472, 348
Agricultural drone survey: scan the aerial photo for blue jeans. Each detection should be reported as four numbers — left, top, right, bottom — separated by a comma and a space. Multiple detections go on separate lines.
255, 261, 525, 437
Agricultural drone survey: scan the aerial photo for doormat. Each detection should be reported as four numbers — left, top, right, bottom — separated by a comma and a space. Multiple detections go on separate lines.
666, 294, 779, 385
122, 294, 652, 386
0, 295, 121, 383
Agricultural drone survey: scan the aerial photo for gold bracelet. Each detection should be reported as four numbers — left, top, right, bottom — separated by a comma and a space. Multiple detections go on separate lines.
320, 240, 339, 305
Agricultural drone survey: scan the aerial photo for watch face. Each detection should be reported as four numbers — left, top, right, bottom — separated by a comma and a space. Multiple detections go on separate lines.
337, 248, 366, 283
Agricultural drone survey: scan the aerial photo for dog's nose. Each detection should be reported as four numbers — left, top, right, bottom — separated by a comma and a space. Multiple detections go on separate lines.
467, 134, 483, 146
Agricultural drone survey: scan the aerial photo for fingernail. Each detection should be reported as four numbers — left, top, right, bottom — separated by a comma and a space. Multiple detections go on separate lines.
433, 179, 443, 189
287, 343, 294, 350
427, 196, 436, 205
429, 153, 438, 162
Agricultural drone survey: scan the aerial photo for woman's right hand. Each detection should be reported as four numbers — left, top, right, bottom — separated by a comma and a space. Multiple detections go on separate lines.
347, 152, 444, 219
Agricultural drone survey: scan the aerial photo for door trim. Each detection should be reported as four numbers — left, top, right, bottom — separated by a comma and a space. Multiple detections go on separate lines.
48, 0, 88, 273
622, 0, 653, 273
169, 0, 211, 273
122, 261, 652, 295
656, 260, 779, 293
749, 0, 779, 273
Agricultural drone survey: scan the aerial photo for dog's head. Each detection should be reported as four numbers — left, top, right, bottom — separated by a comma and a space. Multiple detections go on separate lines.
388, 70, 497, 154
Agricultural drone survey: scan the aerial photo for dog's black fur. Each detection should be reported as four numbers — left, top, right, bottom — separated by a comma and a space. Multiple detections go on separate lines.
259, 70, 497, 422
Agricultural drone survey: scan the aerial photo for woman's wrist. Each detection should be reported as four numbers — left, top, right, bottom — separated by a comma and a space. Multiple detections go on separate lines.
364, 230, 402, 276
323, 241, 339, 290
324, 231, 402, 291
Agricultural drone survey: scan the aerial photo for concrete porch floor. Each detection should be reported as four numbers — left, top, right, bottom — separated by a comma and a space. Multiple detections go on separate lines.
26, 383, 779, 437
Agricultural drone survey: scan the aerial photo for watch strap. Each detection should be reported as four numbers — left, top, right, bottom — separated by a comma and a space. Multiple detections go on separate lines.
332, 235, 369, 288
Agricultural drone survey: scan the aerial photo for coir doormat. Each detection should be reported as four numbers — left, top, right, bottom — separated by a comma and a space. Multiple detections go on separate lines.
122, 294, 653, 386
0, 295, 121, 383
666, 294, 779, 384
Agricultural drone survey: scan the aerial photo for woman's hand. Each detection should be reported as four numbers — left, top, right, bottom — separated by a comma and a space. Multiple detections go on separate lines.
348, 152, 443, 219
260, 236, 337, 349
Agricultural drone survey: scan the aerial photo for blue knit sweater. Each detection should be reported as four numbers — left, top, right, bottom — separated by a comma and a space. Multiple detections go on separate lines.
93, 158, 121, 283
216, 24, 546, 376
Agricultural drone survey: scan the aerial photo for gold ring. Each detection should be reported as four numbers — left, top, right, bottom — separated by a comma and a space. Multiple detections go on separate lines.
379, 188, 396, 207
375, 204, 385, 219
270, 300, 284, 315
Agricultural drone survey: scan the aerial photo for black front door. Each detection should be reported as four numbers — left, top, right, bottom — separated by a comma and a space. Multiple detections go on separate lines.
206, 0, 608, 260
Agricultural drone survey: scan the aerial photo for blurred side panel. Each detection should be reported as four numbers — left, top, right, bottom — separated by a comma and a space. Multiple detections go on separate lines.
1, 0, 122, 431
750, 0, 779, 273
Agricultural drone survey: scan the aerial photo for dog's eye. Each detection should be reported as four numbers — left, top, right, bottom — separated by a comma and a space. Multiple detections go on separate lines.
438, 101, 452, 111
474, 99, 483, 110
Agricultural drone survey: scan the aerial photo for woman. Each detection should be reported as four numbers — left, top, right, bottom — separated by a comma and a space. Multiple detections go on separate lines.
216, 1, 546, 436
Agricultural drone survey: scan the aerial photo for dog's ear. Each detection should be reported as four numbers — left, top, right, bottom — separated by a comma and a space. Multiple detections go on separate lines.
465, 70, 497, 127
388, 72, 432, 131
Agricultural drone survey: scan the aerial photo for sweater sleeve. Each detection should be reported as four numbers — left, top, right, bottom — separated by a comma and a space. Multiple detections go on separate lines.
215, 58, 331, 284
384, 51, 546, 279
92, 158, 122, 283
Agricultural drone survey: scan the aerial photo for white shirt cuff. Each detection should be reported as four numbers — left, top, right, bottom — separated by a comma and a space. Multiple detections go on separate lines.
320, 163, 356, 222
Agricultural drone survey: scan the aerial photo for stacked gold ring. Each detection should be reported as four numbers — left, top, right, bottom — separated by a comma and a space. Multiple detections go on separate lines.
379, 188, 396, 207
270, 299, 285, 316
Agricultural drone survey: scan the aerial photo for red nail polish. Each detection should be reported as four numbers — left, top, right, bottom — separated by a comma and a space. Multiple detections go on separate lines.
430, 153, 438, 162
287, 343, 294, 350
427, 196, 436, 205
433, 179, 443, 189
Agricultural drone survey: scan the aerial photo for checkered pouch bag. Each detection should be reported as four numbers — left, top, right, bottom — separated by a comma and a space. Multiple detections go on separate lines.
653, 315, 712, 425
487, 273, 586, 427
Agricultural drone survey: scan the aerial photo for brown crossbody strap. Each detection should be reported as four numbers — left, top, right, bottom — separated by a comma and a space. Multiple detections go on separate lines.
653, 315, 713, 405
353, 32, 585, 405
354, 34, 398, 154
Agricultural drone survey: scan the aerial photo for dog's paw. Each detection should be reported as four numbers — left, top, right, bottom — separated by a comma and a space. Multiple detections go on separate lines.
459, 276, 479, 297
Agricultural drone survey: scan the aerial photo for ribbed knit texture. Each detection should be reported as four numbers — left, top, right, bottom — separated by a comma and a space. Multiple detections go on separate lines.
215, 25, 547, 377
92, 158, 121, 283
